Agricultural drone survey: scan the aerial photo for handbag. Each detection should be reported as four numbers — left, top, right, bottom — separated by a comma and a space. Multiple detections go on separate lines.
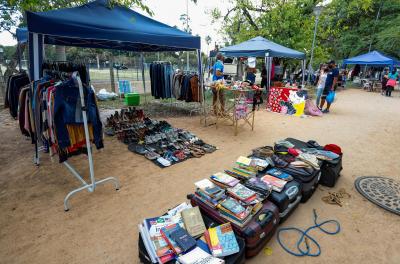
326, 91, 335, 104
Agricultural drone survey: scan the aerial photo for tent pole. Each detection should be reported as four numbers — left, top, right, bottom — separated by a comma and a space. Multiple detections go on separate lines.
197, 49, 206, 124
302, 59, 306, 88
266, 56, 272, 108
141, 52, 147, 104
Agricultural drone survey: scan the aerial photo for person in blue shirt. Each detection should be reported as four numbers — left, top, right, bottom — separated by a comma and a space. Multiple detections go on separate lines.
212, 53, 225, 114
320, 60, 339, 113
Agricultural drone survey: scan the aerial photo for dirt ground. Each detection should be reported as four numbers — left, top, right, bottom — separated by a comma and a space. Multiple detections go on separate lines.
0, 88, 399, 264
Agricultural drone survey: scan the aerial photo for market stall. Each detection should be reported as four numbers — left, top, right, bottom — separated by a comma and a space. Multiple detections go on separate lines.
220, 37, 307, 116
26, 0, 203, 210
343, 50, 400, 92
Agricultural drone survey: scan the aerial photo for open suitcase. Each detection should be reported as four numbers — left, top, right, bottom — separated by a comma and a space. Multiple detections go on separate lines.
138, 210, 246, 264
285, 137, 343, 188
188, 194, 279, 258
138, 231, 246, 264
267, 180, 302, 223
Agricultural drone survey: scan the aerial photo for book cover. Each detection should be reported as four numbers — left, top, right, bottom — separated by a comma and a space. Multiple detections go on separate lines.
261, 175, 287, 192
236, 156, 252, 166
244, 177, 272, 195
178, 247, 225, 264
267, 168, 292, 180
233, 167, 256, 176
144, 216, 175, 258
160, 224, 183, 255
197, 236, 212, 254
208, 223, 240, 257
227, 183, 256, 202
181, 207, 207, 238
170, 227, 197, 253
220, 197, 245, 215
210, 172, 240, 187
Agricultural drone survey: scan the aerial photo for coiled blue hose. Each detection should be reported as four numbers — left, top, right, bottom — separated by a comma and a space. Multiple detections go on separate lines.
277, 209, 341, 257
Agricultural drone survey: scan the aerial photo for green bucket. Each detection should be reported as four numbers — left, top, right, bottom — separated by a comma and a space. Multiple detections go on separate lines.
124, 93, 140, 106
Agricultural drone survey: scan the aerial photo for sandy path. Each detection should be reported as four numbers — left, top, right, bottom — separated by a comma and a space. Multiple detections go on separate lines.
0, 89, 399, 264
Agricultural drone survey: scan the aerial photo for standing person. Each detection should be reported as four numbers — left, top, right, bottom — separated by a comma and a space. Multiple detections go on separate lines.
320, 60, 339, 113
381, 68, 388, 95
386, 68, 398, 97
212, 53, 225, 114
316, 66, 328, 108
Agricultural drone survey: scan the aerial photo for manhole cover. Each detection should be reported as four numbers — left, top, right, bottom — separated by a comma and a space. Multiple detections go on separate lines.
354, 176, 400, 216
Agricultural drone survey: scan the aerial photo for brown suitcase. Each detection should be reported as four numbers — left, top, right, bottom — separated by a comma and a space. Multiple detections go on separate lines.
188, 194, 279, 258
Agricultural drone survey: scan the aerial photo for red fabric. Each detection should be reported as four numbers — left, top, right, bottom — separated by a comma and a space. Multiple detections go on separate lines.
288, 148, 300, 156
324, 144, 342, 155
268, 87, 298, 113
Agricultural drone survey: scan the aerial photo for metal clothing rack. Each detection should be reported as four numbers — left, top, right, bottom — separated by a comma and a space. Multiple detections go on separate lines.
33, 68, 120, 211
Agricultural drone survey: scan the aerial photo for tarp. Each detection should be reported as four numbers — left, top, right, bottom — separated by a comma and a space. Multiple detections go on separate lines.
220, 36, 305, 59
26, 0, 200, 51
16, 27, 28, 43
343, 50, 400, 67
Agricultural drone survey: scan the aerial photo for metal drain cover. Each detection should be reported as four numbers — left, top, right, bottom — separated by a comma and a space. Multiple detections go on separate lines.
355, 176, 400, 216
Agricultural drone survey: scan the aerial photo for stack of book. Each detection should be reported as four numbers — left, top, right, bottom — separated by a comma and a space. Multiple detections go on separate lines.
210, 172, 240, 188
227, 183, 257, 204
224, 167, 255, 180
194, 179, 226, 208
139, 203, 209, 263
217, 197, 252, 227
244, 177, 273, 197
204, 223, 240, 258
260, 175, 287, 192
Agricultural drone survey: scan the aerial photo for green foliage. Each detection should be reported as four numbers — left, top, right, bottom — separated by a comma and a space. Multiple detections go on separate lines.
211, 0, 400, 69
0, 0, 152, 33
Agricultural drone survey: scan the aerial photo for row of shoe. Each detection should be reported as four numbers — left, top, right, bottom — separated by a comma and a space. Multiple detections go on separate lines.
105, 108, 217, 167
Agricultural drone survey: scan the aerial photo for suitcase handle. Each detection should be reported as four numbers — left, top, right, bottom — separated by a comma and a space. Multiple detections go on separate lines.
285, 186, 298, 200
256, 210, 274, 228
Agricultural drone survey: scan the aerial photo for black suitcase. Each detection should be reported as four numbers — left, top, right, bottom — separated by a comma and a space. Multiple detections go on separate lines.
319, 154, 343, 187
284, 137, 343, 188
189, 195, 279, 258
267, 180, 302, 223
279, 165, 320, 203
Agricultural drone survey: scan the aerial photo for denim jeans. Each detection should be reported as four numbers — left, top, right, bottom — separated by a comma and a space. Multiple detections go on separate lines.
316, 88, 323, 106
53, 78, 103, 149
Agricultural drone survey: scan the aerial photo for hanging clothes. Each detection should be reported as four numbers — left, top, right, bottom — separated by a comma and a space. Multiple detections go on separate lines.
5, 72, 30, 119
18, 63, 104, 163
149, 62, 173, 99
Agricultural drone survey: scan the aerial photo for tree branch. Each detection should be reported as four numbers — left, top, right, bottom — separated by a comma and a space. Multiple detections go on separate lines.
241, 7, 259, 31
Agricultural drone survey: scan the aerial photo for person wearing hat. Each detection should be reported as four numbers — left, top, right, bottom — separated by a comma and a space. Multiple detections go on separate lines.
319, 60, 339, 113
245, 57, 257, 84
212, 53, 225, 114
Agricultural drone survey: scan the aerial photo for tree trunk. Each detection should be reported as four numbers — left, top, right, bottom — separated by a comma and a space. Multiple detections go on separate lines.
55, 45, 66, 61
109, 55, 116, 92
96, 54, 100, 69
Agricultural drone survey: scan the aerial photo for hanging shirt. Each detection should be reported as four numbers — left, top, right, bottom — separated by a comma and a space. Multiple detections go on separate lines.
212, 60, 224, 81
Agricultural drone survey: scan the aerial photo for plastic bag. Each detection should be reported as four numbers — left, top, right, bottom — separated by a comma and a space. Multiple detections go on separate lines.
326, 91, 335, 104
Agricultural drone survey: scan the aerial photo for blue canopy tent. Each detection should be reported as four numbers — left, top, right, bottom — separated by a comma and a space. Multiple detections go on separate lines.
16, 27, 28, 43
26, 0, 201, 80
220, 36, 307, 91
343, 50, 400, 69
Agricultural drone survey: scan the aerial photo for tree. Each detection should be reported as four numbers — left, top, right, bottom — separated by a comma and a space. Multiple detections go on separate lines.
210, 0, 400, 69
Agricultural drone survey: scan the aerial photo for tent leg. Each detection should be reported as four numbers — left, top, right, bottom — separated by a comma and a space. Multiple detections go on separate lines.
302, 59, 306, 88
141, 53, 147, 104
